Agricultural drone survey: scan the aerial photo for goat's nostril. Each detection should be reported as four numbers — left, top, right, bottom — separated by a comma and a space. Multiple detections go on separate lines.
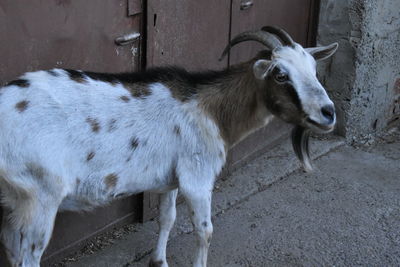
321, 105, 335, 123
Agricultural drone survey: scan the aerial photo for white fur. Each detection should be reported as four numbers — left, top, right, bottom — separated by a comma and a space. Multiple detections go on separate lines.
0, 70, 227, 267
272, 44, 335, 128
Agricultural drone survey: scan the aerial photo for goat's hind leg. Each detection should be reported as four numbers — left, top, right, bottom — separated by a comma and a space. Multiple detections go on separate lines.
149, 189, 178, 267
1, 191, 61, 267
1, 201, 59, 267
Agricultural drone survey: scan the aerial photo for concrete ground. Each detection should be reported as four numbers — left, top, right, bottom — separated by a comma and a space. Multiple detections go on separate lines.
58, 129, 400, 267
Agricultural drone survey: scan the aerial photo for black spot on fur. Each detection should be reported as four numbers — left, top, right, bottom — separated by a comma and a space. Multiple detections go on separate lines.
202, 221, 208, 227
173, 125, 181, 136
84, 71, 119, 84
86, 151, 95, 161
82, 67, 233, 86
120, 95, 130, 102
6, 79, 30, 88
20, 232, 24, 248
131, 137, 139, 150
47, 70, 59, 77
65, 69, 87, 83
31, 244, 36, 253
284, 83, 302, 111
108, 119, 117, 132
270, 67, 302, 111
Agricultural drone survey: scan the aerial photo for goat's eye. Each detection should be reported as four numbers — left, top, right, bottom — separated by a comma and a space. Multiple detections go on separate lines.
274, 73, 288, 83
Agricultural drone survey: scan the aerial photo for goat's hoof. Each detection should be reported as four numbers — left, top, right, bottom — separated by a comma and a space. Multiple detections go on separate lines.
149, 259, 164, 267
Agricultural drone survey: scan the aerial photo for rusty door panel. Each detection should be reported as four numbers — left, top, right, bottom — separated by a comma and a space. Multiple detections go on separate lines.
0, 0, 142, 85
229, 0, 314, 65
0, 0, 143, 265
146, 0, 231, 71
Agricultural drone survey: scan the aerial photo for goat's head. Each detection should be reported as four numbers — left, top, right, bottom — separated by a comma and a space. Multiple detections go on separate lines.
220, 26, 339, 171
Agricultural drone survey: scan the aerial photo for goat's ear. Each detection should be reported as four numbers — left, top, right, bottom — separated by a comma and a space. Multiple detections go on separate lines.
305, 42, 338, 61
253, 59, 272, 80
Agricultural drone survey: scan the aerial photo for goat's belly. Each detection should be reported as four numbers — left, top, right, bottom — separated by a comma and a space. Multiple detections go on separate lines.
59, 183, 178, 211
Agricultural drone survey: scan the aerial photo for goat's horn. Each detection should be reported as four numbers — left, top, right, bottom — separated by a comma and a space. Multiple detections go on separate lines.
261, 26, 295, 47
218, 31, 282, 61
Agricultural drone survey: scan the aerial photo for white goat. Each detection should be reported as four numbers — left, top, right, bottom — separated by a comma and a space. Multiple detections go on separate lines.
0, 26, 338, 267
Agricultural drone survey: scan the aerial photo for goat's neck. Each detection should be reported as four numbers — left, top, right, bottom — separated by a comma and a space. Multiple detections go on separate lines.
197, 62, 271, 147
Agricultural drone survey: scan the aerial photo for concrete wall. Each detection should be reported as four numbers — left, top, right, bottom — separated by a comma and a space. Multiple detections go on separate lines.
317, 0, 400, 142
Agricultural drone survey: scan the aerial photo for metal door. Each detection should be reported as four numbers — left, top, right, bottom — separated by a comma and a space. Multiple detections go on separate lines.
146, 0, 231, 71
229, 0, 319, 65
0, 0, 143, 265
0, 0, 142, 84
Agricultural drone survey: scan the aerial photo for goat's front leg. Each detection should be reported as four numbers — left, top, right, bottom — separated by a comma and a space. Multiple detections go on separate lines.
180, 180, 213, 267
149, 189, 178, 267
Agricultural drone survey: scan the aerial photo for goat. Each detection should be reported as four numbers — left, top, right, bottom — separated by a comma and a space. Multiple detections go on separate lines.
0, 26, 338, 267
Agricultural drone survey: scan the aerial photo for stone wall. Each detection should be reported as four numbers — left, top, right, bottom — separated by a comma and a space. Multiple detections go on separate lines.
317, 0, 400, 142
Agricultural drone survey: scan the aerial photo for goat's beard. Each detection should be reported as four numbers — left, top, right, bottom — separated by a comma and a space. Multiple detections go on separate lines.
291, 125, 312, 172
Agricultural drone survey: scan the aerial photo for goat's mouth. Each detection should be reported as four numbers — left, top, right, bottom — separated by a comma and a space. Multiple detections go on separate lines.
305, 118, 335, 133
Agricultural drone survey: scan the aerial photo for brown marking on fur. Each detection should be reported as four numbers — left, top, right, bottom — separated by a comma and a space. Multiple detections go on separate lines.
173, 125, 181, 136
26, 163, 47, 179
124, 83, 152, 99
108, 118, 117, 132
120, 95, 130, 102
166, 81, 198, 102
15, 100, 30, 112
104, 173, 118, 190
86, 151, 95, 161
86, 117, 101, 133
149, 259, 163, 267
131, 137, 139, 150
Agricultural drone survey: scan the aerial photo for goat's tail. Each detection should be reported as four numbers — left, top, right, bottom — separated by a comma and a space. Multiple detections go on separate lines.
291, 126, 312, 172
